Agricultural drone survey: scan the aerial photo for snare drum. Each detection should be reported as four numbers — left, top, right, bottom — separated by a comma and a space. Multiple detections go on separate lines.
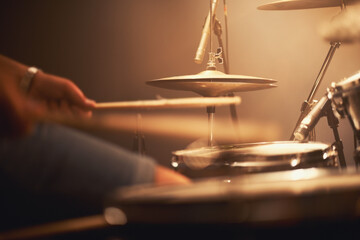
332, 71, 360, 143
171, 141, 338, 178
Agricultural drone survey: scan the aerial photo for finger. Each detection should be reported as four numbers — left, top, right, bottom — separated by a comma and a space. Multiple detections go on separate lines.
85, 98, 96, 108
71, 105, 92, 119
30, 72, 96, 111
60, 100, 74, 117
64, 81, 96, 110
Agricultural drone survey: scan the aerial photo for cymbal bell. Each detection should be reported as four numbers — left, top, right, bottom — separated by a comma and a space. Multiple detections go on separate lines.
147, 70, 277, 97
258, 0, 359, 10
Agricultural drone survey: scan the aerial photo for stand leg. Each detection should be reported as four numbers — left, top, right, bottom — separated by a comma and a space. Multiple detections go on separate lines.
207, 106, 216, 147
325, 104, 346, 168
132, 114, 146, 155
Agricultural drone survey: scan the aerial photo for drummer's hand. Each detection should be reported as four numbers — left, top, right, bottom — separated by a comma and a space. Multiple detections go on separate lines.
28, 71, 96, 118
154, 165, 191, 185
0, 77, 40, 138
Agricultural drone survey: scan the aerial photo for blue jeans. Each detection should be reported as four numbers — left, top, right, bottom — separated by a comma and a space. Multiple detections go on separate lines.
0, 123, 155, 230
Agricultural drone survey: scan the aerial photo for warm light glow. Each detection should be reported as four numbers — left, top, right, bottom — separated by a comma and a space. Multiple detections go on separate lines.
290, 158, 300, 167
171, 161, 179, 168
289, 168, 320, 181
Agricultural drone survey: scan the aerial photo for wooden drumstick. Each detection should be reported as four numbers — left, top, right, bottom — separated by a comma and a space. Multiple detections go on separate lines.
94, 96, 241, 110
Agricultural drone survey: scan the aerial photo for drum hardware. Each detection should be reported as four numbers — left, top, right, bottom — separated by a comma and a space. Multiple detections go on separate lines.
193, 0, 220, 65
258, 1, 346, 141
293, 89, 347, 168
331, 72, 360, 166
204, 0, 224, 146
213, 2, 229, 74
132, 114, 146, 155
289, 40, 341, 141
283, 9, 346, 141
257, 0, 348, 169
257, 0, 357, 10
212, 6, 242, 137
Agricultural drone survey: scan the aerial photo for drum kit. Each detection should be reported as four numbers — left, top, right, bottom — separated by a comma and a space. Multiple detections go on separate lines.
104, 0, 360, 232
2, 0, 360, 239
143, 0, 359, 176
94, 0, 360, 196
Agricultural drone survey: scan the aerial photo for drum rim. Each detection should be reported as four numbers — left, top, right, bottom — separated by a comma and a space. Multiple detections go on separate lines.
172, 141, 331, 156
172, 141, 336, 170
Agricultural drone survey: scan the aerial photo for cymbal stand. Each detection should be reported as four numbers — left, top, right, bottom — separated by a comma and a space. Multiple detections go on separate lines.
206, 0, 222, 147
132, 114, 146, 155
213, 16, 241, 141
207, 106, 215, 146
205, 47, 223, 146
290, 41, 341, 140
213, 18, 228, 74
290, 1, 347, 140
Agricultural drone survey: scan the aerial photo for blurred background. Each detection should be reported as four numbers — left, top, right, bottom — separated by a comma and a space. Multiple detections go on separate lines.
1, 0, 359, 168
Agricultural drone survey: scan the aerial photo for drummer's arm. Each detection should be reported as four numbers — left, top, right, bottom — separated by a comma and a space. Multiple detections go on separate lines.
0, 54, 190, 185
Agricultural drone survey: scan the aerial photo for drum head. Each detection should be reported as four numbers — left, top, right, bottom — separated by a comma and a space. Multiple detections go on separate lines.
172, 141, 338, 178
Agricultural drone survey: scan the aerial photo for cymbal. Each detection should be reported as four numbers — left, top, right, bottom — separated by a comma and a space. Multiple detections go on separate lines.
147, 70, 277, 97
258, 0, 359, 10
321, 5, 360, 43
95, 96, 241, 110
107, 168, 360, 225
50, 113, 280, 142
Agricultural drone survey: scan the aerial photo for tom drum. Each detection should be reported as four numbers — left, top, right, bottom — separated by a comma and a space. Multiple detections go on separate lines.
171, 141, 339, 178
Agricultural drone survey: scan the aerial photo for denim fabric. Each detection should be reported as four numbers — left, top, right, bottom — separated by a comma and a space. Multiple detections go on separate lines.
0, 123, 155, 229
